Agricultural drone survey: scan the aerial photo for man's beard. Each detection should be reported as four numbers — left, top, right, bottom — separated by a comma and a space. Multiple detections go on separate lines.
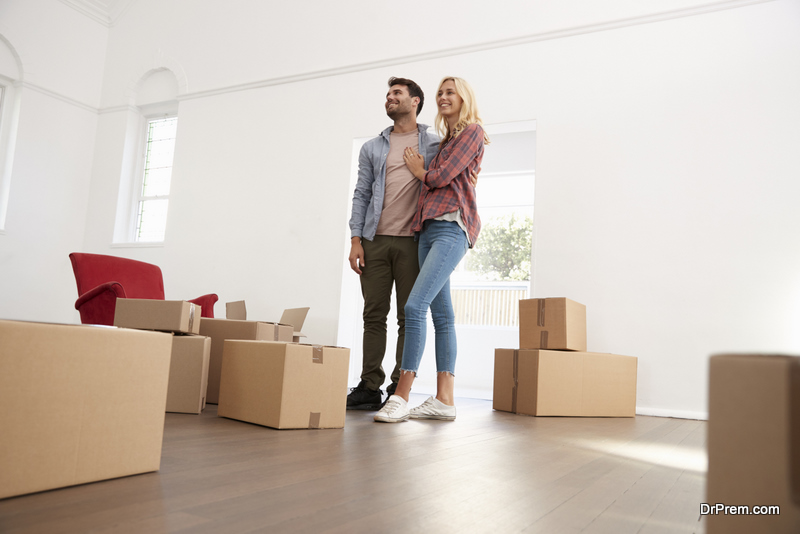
386, 103, 408, 120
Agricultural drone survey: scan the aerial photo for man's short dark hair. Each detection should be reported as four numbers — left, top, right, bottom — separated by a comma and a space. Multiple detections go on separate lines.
388, 77, 424, 116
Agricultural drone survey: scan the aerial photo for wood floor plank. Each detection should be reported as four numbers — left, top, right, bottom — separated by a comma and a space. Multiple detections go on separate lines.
637, 421, 707, 534
0, 397, 708, 534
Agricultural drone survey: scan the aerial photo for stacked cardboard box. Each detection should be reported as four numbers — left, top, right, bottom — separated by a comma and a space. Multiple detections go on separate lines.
0, 319, 172, 499
113, 298, 202, 334
494, 297, 638, 417
166, 335, 211, 414
519, 297, 587, 352
114, 299, 211, 414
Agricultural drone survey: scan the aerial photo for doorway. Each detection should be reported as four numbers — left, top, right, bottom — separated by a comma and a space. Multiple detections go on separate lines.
338, 120, 536, 399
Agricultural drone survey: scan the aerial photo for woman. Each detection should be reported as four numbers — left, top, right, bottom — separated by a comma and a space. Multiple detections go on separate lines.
374, 76, 489, 423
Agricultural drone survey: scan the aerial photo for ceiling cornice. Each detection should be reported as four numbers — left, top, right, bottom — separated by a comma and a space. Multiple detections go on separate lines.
59, 0, 136, 28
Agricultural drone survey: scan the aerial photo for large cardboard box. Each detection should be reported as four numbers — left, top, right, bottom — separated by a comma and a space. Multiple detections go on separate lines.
198, 318, 294, 404
114, 298, 201, 334
0, 320, 172, 500
493, 349, 637, 417
218, 341, 350, 429
166, 335, 211, 414
706, 354, 800, 534
519, 298, 586, 351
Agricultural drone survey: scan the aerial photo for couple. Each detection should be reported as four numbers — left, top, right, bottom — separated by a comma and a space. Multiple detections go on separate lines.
348, 76, 488, 423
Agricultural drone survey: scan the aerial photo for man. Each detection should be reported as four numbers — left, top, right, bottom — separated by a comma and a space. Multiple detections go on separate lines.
347, 77, 441, 410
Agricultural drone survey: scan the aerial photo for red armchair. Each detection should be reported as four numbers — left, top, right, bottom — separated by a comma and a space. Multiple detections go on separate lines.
69, 252, 218, 326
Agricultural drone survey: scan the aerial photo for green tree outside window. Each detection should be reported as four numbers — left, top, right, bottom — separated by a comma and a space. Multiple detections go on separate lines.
467, 213, 533, 281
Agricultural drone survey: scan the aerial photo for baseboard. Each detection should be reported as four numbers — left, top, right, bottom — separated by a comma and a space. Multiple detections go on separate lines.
636, 406, 708, 420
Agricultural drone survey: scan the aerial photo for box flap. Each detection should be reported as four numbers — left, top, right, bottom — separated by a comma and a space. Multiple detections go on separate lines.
226, 301, 247, 320
280, 307, 310, 336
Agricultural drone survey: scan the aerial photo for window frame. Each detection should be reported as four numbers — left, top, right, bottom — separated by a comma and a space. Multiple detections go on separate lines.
124, 101, 178, 243
0, 74, 20, 233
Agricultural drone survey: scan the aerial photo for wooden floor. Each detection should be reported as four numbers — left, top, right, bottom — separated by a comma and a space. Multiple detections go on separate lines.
0, 395, 707, 533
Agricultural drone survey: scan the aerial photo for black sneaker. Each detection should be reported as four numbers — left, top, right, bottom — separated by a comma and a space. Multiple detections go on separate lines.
347, 380, 382, 410
380, 382, 398, 408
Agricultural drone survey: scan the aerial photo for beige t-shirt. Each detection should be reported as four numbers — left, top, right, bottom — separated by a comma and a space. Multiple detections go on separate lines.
376, 130, 420, 236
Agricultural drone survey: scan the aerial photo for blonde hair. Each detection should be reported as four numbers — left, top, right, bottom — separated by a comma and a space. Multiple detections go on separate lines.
434, 76, 490, 147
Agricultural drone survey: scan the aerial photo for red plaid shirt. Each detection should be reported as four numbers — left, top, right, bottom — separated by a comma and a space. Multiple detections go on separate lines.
411, 123, 484, 247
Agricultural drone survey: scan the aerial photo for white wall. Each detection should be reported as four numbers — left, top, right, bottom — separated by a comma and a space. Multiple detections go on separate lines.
1, 0, 798, 417
0, 0, 107, 322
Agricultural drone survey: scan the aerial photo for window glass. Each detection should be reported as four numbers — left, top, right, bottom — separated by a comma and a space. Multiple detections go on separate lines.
451, 130, 536, 326
135, 116, 177, 242
136, 198, 169, 242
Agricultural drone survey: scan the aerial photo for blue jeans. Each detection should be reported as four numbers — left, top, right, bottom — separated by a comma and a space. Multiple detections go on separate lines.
400, 220, 468, 375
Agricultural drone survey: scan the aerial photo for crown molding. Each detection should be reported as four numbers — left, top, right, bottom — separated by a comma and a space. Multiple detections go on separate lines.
20, 82, 97, 114
42, 0, 775, 112
60, 0, 110, 26
98, 104, 140, 115
178, 0, 773, 102
60, 0, 136, 27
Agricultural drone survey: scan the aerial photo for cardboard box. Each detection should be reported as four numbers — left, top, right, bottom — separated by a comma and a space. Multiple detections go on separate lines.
198, 318, 294, 404
225, 302, 309, 343
706, 354, 800, 534
519, 298, 586, 351
166, 334, 211, 414
114, 298, 201, 334
218, 341, 350, 429
493, 349, 637, 417
0, 320, 172, 500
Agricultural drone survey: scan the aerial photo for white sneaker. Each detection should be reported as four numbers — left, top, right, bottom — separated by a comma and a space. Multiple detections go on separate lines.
373, 395, 409, 423
409, 396, 456, 421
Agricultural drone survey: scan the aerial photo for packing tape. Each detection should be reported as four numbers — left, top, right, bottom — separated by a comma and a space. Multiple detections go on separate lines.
791, 358, 800, 506
273, 326, 279, 341
188, 304, 196, 332
308, 412, 321, 429
537, 299, 546, 327
540, 330, 549, 349
312, 345, 323, 364
511, 349, 519, 414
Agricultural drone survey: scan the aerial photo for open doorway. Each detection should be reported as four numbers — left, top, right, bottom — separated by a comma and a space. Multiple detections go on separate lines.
338, 120, 536, 399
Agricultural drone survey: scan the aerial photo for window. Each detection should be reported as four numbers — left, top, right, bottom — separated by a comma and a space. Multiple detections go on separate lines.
0, 35, 23, 232
450, 127, 536, 326
112, 68, 180, 245
0, 73, 20, 232
134, 116, 177, 242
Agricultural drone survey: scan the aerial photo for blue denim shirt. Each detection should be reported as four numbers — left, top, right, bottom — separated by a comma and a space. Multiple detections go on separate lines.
349, 124, 440, 241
